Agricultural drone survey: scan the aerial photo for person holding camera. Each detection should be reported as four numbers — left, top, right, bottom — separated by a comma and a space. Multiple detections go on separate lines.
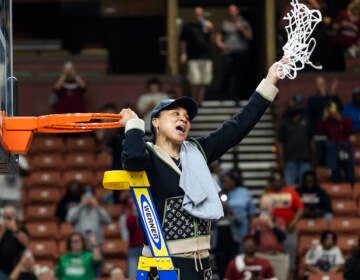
9, 250, 36, 280
51, 61, 87, 114
0, 206, 30, 279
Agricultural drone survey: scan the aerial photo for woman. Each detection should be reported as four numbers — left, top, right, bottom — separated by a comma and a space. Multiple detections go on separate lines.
305, 230, 344, 276
297, 170, 332, 219
119, 61, 284, 279
55, 181, 84, 222
55, 232, 101, 280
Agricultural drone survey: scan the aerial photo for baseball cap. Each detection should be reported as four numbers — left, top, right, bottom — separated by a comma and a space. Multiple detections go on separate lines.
150, 96, 198, 121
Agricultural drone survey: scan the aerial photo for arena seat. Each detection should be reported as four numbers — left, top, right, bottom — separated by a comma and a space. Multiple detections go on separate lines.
28, 240, 58, 260
64, 153, 95, 170
329, 218, 360, 234
103, 222, 121, 238
63, 170, 95, 186
26, 171, 62, 187
94, 152, 112, 170
65, 136, 96, 152
316, 167, 332, 182
26, 188, 61, 204
28, 136, 65, 154
102, 204, 122, 220
297, 235, 320, 257
337, 235, 358, 256
320, 183, 353, 199
24, 204, 56, 221
308, 273, 344, 280
59, 223, 73, 240
103, 239, 128, 257
331, 200, 357, 216
26, 222, 58, 239
29, 153, 64, 171
295, 219, 329, 235
103, 259, 127, 276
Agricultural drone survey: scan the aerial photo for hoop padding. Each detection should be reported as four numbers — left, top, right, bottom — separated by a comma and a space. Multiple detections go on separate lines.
276, 0, 322, 79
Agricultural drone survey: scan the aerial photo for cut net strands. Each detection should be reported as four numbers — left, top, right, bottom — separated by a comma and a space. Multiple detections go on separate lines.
276, 0, 323, 79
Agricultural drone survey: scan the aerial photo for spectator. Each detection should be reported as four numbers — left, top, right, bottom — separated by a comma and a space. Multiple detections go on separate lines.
331, 0, 360, 70
55, 232, 101, 280
342, 87, 360, 132
250, 195, 289, 280
297, 170, 333, 219
209, 160, 223, 186
305, 231, 344, 275
0, 206, 30, 278
224, 235, 276, 280
0, 155, 29, 220
180, 6, 214, 104
66, 188, 111, 248
109, 267, 126, 280
216, 4, 253, 100
9, 250, 36, 280
308, 76, 343, 134
51, 61, 87, 114
344, 235, 360, 280
278, 101, 313, 186
55, 181, 84, 222
220, 170, 256, 242
266, 169, 304, 279
316, 102, 355, 184
136, 78, 169, 134
119, 199, 144, 279
35, 266, 54, 280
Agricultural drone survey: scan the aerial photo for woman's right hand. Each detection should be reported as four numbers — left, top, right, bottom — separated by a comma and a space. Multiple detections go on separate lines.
119, 108, 139, 127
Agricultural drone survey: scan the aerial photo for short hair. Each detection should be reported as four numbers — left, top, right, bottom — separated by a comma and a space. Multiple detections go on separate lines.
220, 169, 242, 186
66, 232, 86, 252
146, 77, 162, 90
242, 234, 259, 245
320, 230, 337, 245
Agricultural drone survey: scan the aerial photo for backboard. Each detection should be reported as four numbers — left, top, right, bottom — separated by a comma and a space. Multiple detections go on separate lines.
0, 0, 18, 173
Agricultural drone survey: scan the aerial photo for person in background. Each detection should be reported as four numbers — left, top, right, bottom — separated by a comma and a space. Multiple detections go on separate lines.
305, 231, 344, 276
109, 267, 126, 280
119, 199, 144, 279
216, 4, 253, 100
250, 195, 289, 280
0, 206, 30, 278
55, 232, 101, 280
342, 87, 360, 132
9, 250, 36, 280
344, 235, 360, 280
278, 100, 313, 186
55, 181, 84, 222
180, 6, 214, 104
137, 77, 169, 134
266, 169, 304, 280
224, 235, 276, 280
51, 61, 86, 114
296, 170, 333, 220
316, 101, 355, 184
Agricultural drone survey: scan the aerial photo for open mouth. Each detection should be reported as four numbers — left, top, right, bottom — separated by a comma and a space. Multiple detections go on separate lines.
176, 125, 185, 133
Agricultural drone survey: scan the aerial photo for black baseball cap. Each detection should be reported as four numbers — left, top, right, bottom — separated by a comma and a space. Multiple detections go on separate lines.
150, 96, 198, 121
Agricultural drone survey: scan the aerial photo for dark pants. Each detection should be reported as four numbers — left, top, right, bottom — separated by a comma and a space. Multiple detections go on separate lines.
221, 51, 250, 100
325, 141, 355, 184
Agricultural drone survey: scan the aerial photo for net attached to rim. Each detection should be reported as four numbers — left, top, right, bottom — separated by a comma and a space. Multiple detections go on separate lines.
276, 0, 323, 79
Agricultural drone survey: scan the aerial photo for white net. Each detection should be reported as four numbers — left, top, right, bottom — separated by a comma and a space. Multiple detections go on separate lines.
276, 0, 323, 79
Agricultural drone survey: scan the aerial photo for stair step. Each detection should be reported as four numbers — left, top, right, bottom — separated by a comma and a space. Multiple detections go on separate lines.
238, 153, 276, 161
236, 145, 274, 152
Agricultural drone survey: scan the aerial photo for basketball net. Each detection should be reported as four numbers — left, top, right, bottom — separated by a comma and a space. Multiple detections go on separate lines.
276, 0, 323, 79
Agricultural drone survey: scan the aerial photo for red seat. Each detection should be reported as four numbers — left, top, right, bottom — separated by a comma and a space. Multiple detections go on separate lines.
350, 133, 360, 147
24, 205, 56, 221
59, 223, 73, 240
297, 235, 320, 257
63, 170, 95, 186
29, 136, 65, 154
26, 171, 62, 187
29, 154, 64, 171
354, 148, 360, 164
26, 188, 60, 204
103, 239, 128, 257
102, 204, 122, 220
103, 259, 127, 276
295, 219, 329, 235
28, 240, 58, 260
308, 273, 344, 280
331, 200, 357, 216
329, 218, 360, 234
65, 136, 96, 152
94, 152, 112, 171
103, 222, 121, 238
338, 235, 358, 255
320, 182, 353, 199
355, 166, 360, 180
352, 182, 360, 201
26, 222, 58, 239
316, 167, 332, 182
64, 153, 95, 170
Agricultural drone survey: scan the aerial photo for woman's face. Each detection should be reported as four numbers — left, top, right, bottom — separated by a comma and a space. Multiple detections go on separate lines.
70, 234, 84, 253
323, 233, 335, 249
222, 174, 236, 190
153, 107, 191, 145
